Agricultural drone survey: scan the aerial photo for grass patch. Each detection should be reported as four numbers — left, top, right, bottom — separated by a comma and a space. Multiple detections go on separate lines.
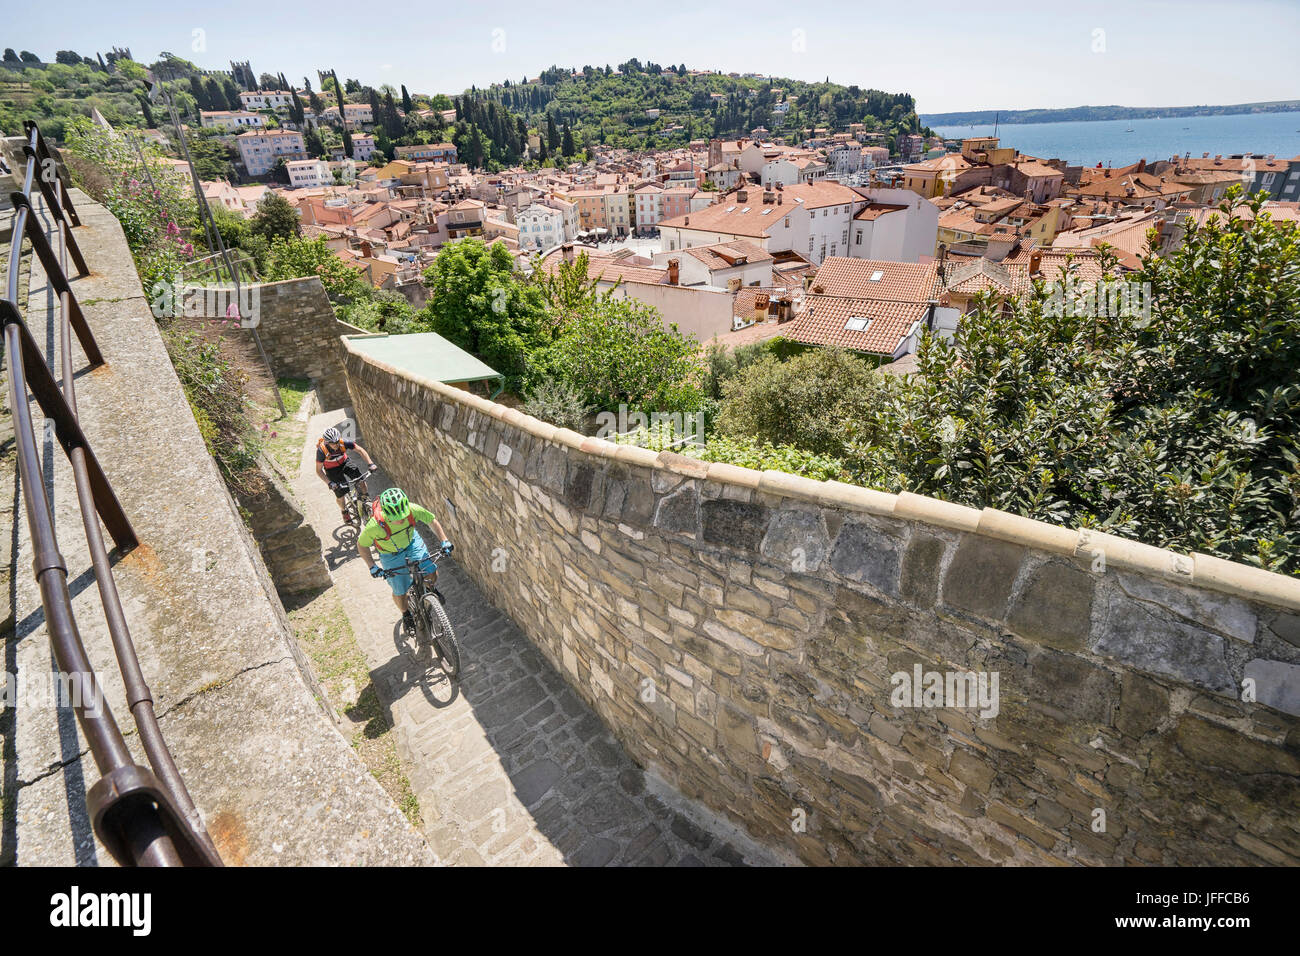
286, 587, 423, 829
277, 377, 312, 417
255, 378, 312, 476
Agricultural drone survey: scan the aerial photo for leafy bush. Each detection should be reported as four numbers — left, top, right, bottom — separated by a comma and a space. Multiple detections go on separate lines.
264, 234, 369, 300
715, 347, 883, 458
523, 379, 594, 431
544, 297, 705, 415
844, 191, 1300, 573
160, 323, 263, 495
64, 118, 197, 290
610, 426, 844, 482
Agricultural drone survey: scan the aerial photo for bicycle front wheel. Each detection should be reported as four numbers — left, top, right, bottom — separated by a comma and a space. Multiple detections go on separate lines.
423, 593, 460, 679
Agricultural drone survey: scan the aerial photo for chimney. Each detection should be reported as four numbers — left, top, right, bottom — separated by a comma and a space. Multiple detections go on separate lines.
1029, 250, 1042, 275
667, 258, 679, 285
562, 242, 574, 263
778, 194, 782, 205
737, 188, 749, 202
1137, 158, 1146, 173
359, 240, 373, 257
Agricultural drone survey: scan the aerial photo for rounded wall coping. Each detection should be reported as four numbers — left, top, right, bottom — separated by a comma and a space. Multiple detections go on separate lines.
347, 347, 1300, 613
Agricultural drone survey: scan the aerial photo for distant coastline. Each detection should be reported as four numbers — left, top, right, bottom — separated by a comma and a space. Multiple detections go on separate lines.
920, 101, 1300, 128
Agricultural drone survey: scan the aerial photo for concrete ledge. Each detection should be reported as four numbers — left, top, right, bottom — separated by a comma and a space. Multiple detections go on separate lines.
704, 461, 763, 489
894, 491, 981, 532
658, 450, 710, 479
552, 427, 588, 451
1195, 552, 1300, 613
979, 507, 1079, 554
612, 444, 659, 468
1076, 528, 1194, 583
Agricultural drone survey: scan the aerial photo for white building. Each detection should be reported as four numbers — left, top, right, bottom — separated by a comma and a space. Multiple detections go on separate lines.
351, 133, 377, 162
827, 141, 865, 177
238, 90, 295, 112
634, 184, 664, 234
236, 130, 307, 176
848, 187, 940, 263
762, 156, 828, 187
517, 198, 577, 253
658, 186, 811, 258
654, 239, 774, 289
199, 110, 266, 132
286, 158, 331, 188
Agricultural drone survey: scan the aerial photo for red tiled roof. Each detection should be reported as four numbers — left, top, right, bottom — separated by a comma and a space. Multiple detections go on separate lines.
681, 240, 773, 270
808, 257, 939, 301
854, 203, 908, 221
782, 296, 928, 356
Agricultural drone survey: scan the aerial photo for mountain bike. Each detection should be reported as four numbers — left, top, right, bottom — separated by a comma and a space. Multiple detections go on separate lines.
377, 544, 461, 679
337, 464, 378, 529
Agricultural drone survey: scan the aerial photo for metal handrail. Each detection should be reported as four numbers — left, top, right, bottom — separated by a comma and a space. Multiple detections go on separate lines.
2, 120, 221, 866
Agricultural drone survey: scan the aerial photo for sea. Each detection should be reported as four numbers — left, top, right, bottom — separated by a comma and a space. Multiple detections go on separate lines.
929, 111, 1300, 168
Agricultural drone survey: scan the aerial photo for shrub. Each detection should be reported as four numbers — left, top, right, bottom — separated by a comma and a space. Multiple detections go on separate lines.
523, 379, 594, 431
715, 347, 883, 457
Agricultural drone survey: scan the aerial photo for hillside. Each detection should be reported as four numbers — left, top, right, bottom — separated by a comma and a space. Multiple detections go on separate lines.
921, 100, 1300, 127
466, 61, 928, 151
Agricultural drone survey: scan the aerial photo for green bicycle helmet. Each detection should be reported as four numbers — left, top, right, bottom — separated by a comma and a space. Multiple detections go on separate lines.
378, 487, 411, 521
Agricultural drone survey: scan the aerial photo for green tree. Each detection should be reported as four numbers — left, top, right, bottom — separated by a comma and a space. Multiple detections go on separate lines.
716, 347, 883, 457
421, 238, 549, 386
264, 234, 369, 299
249, 191, 301, 242
532, 250, 618, 330
545, 297, 704, 414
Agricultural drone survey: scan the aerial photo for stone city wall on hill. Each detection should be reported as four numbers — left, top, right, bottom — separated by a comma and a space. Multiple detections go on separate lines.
344, 342, 1300, 866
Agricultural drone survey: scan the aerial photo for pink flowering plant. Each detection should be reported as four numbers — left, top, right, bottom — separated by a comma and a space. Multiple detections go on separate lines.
64, 118, 198, 289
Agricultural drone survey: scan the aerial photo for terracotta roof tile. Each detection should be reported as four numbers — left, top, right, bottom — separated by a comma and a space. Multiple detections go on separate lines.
782, 296, 929, 356
808, 257, 939, 301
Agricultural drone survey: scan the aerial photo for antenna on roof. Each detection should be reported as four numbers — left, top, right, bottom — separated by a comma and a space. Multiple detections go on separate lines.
993, 111, 999, 139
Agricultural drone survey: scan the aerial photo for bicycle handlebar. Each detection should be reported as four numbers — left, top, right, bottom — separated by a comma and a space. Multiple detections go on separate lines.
372, 545, 454, 577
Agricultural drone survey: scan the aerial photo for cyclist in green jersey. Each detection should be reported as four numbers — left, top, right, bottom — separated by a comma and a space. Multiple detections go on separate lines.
358, 487, 453, 632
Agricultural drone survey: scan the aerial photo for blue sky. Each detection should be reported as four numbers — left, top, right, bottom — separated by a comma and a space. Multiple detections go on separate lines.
7, 0, 1299, 113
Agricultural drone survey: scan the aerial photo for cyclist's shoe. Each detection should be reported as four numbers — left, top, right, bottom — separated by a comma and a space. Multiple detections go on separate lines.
342, 510, 354, 526
402, 610, 416, 634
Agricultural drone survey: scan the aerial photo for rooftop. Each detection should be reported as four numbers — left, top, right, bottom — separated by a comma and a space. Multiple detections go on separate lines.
343, 332, 504, 388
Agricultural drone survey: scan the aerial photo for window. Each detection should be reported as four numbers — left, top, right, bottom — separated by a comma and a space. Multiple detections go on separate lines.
844, 317, 872, 331
855, 232, 862, 246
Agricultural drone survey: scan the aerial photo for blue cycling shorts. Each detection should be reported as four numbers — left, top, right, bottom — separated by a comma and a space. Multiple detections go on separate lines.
377, 535, 436, 596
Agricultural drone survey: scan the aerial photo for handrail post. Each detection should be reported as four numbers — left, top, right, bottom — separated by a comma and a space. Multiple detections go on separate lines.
11, 192, 100, 362
0, 301, 136, 550
24, 119, 81, 226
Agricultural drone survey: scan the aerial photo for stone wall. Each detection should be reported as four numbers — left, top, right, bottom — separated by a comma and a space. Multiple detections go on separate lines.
236, 455, 332, 595
243, 276, 353, 409
343, 343, 1300, 866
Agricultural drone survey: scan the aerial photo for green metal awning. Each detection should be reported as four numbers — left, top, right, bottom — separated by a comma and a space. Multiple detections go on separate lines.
344, 332, 505, 397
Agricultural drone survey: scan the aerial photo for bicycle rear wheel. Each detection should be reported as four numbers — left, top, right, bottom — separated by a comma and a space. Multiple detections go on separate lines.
423, 593, 460, 679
